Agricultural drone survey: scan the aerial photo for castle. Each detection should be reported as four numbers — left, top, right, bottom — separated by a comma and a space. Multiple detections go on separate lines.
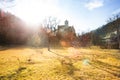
57, 20, 76, 38
56, 20, 76, 46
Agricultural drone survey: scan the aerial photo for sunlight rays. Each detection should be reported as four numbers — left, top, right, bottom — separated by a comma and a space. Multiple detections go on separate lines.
12, 0, 61, 26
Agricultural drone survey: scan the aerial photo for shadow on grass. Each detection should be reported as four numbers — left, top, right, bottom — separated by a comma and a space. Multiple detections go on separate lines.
49, 50, 66, 57
110, 52, 120, 60
0, 45, 27, 51
91, 60, 120, 78
0, 46, 11, 51
49, 50, 80, 76
0, 67, 26, 79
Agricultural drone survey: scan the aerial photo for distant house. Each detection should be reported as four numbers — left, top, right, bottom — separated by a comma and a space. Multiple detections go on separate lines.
109, 33, 119, 49
102, 32, 119, 49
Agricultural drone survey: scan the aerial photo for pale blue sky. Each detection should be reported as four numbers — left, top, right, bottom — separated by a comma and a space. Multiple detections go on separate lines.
0, 0, 120, 34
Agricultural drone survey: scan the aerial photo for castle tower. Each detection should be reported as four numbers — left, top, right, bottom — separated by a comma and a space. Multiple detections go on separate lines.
65, 20, 69, 27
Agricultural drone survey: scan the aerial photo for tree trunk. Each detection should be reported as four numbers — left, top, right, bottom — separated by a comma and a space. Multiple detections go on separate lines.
117, 26, 120, 49
48, 37, 50, 51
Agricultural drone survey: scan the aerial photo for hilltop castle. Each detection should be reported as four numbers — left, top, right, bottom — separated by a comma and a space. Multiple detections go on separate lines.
57, 20, 76, 39
56, 20, 76, 46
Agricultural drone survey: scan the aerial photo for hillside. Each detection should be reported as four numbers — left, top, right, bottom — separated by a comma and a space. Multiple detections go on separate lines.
0, 10, 31, 45
91, 16, 120, 49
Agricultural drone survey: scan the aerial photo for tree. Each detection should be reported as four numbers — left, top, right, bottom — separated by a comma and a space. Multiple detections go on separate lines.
78, 32, 93, 47
0, 10, 29, 45
0, 0, 17, 45
43, 16, 59, 51
107, 14, 120, 49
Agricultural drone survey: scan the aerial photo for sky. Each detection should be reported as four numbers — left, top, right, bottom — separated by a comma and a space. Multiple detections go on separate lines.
0, 0, 120, 34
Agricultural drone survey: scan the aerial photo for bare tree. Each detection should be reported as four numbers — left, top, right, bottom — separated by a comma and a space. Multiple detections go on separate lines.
43, 16, 59, 51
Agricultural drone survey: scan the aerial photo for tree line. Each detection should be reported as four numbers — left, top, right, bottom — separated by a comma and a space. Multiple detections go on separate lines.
0, 10, 120, 49
0, 10, 76, 49
78, 13, 120, 49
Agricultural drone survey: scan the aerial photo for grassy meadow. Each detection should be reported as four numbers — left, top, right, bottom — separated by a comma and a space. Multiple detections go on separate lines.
0, 46, 120, 80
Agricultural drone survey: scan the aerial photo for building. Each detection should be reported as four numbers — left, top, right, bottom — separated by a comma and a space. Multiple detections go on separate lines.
57, 20, 76, 46
102, 32, 119, 49
57, 20, 75, 38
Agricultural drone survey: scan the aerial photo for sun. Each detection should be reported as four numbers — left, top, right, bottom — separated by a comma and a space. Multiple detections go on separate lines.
12, 0, 61, 26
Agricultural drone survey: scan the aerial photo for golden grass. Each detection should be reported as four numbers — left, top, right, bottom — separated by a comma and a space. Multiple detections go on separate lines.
0, 46, 120, 80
